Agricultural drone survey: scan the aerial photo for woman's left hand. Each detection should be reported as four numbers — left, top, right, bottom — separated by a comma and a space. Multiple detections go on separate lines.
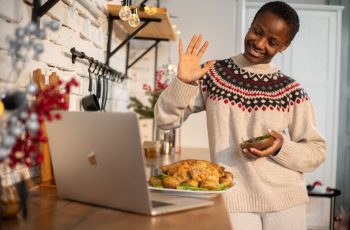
242, 129, 284, 158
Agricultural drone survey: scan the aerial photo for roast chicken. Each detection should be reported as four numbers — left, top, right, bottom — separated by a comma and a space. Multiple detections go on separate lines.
149, 159, 234, 190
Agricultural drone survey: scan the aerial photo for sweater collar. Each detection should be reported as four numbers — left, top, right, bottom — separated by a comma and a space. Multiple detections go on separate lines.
231, 53, 278, 75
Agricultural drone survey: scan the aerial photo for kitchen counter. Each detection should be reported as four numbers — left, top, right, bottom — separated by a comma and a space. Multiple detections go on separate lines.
3, 187, 232, 230
2, 148, 233, 230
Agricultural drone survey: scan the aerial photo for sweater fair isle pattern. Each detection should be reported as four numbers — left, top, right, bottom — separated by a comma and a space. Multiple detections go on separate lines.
154, 54, 326, 212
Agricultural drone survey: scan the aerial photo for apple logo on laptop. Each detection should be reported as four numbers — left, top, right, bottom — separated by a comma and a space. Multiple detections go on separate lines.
88, 151, 97, 166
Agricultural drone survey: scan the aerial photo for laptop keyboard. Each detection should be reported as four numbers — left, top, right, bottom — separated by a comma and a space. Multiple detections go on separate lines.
151, 200, 173, 208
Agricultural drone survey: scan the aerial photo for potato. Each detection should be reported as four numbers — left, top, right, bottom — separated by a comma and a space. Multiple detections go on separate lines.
172, 169, 190, 183
200, 179, 219, 190
149, 176, 162, 187
162, 176, 180, 189
224, 172, 234, 180
184, 179, 199, 187
219, 176, 233, 188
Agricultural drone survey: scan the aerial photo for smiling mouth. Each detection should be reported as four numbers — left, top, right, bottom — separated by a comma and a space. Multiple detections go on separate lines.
247, 43, 264, 58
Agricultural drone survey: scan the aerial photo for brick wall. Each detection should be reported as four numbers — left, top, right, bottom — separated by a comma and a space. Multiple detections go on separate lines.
0, 0, 157, 186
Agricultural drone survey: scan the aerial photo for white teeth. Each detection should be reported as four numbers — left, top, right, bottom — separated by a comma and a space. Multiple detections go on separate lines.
250, 46, 262, 57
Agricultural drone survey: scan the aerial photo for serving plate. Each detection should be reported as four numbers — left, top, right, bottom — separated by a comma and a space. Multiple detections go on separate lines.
148, 184, 235, 198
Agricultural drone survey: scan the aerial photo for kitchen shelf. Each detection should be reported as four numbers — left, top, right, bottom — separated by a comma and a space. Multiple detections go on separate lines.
107, 4, 176, 41
106, 4, 177, 75
32, 0, 60, 25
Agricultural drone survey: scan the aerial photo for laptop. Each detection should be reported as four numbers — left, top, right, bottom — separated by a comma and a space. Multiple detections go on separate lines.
45, 111, 213, 216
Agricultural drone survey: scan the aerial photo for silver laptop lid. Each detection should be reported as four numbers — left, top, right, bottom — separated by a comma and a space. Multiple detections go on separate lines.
46, 111, 152, 214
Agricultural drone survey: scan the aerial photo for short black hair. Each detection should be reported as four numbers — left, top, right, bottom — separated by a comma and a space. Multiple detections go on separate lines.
253, 1, 300, 43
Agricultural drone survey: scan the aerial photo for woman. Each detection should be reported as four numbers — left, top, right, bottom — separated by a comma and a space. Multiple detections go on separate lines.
154, 1, 326, 229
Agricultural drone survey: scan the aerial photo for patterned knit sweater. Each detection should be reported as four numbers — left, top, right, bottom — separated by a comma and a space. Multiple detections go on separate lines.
154, 53, 326, 212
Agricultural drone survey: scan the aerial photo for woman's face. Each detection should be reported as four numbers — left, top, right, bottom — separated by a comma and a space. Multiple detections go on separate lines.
244, 11, 292, 64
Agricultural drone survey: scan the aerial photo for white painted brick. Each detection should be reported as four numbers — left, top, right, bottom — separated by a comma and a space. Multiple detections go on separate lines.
72, 59, 89, 77
114, 99, 129, 112
109, 99, 118, 111
118, 87, 131, 101
87, 45, 104, 62
77, 76, 85, 96
0, 18, 16, 50
85, 41, 97, 57
59, 26, 73, 48
41, 15, 61, 44
102, 98, 110, 111
61, 0, 74, 6
91, 24, 104, 49
69, 94, 82, 111
81, 76, 91, 96
58, 70, 74, 82
68, 30, 80, 49
46, 0, 67, 22
0, 50, 16, 83
0, 0, 23, 23
95, 0, 107, 12
94, 26, 105, 49
62, 5, 79, 31
109, 51, 127, 73
74, 36, 92, 55
16, 62, 45, 88
76, 2, 91, 19
80, 17, 91, 41
18, 2, 32, 28
38, 40, 62, 65
57, 50, 75, 71
110, 82, 123, 99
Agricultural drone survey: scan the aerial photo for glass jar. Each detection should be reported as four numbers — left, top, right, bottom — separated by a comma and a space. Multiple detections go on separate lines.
1, 184, 21, 218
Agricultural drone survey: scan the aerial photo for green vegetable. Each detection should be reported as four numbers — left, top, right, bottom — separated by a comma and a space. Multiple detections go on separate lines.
212, 184, 228, 191
154, 173, 168, 179
247, 134, 272, 143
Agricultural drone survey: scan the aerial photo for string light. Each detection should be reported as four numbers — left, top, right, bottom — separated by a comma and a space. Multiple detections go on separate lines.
128, 8, 140, 28
144, 5, 157, 15
119, 0, 131, 21
116, 1, 160, 28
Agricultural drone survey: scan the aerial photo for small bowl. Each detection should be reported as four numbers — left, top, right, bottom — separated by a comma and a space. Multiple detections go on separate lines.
240, 134, 274, 151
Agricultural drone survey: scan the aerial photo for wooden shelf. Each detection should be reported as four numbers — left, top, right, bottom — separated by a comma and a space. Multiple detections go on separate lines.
107, 4, 176, 41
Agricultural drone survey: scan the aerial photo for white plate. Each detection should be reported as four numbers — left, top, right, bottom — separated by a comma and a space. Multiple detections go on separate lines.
148, 184, 235, 198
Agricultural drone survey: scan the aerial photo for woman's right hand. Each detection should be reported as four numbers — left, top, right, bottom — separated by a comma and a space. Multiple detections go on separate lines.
178, 34, 216, 84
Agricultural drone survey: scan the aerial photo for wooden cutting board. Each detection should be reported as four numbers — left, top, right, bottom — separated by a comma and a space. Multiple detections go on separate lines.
33, 69, 55, 187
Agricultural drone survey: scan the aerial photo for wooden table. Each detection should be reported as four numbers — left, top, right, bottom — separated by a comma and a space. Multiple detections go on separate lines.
2, 149, 233, 230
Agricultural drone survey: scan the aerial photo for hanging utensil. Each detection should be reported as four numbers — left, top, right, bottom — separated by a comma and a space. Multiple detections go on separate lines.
81, 60, 100, 111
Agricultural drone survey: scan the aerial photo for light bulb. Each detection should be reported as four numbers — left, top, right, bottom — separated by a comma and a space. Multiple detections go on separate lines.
128, 13, 140, 27
144, 5, 157, 15
119, 6, 131, 21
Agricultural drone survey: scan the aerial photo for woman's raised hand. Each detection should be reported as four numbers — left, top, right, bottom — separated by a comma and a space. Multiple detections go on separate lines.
178, 34, 216, 84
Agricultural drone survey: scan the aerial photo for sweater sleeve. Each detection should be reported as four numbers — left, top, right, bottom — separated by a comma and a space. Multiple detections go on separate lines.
154, 77, 206, 130
270, 95, 326, 173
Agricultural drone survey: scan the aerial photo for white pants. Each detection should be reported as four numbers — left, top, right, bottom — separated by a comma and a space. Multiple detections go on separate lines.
230, 204, 306, 230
